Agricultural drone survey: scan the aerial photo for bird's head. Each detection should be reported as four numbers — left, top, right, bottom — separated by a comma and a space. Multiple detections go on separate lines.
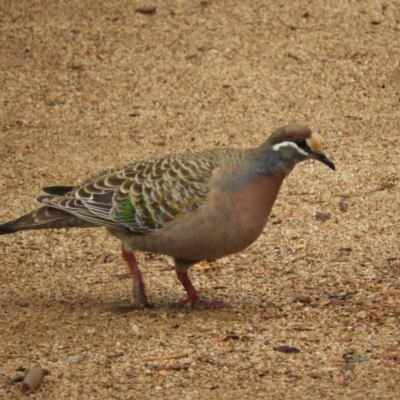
265, 125, 335, 172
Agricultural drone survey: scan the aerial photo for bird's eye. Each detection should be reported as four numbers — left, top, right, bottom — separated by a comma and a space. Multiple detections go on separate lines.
295, 138, 306, 147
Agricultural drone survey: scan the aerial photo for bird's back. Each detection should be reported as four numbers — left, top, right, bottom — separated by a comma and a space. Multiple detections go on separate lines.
1, 147, 250, 235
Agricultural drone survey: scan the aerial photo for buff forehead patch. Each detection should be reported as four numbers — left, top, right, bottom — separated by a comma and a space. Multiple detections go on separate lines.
306, 133, 322, 152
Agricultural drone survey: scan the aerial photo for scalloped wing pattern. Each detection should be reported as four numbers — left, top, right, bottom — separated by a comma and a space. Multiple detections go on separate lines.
36, 150, 221, 233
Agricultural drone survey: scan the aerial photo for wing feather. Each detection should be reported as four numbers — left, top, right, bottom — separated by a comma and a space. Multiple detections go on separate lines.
35, 149, 224, 233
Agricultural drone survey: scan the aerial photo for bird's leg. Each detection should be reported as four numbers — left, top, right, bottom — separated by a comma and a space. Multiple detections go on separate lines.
174, 258, 225, 309
116, 244, 149, 308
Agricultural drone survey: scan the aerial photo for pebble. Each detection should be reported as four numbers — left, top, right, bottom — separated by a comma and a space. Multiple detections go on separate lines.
339, 200, 348, 212
21, 368, 46, 393
315, 212, 331, 221
343, 353, 370, 363
356, 310, 367, 319
273, 346, 301, 354
135, 5, 156, 14
59, 354, 84, 364
293, 295, 312, 304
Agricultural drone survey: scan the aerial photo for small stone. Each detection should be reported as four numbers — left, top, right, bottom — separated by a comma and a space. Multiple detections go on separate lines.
315, 212, 331, 221
20, 368, 47, 393
59, 355, 84, 364
355, 310, 367, 319
135, 5, 156, 14
108, 352, 125, 358
343, 353, 370, 363
273, 345, 301, 354
293, 295, 312, 304
339, 200, 348, 212
339, 247, 352, 256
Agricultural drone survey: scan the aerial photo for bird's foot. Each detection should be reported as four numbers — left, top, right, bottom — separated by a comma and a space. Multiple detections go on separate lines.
173, 297, 226, 309
114, 274, 150, 307
135, 301, 152, 309
132, 289, 150, 309
174, 264, 226, 309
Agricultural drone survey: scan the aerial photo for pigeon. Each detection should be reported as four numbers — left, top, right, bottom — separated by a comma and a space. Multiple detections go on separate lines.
0, 125, 335, 308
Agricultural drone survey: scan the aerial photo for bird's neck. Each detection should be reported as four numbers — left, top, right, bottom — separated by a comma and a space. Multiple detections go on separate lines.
217, 147, 290, 192
251, 146, 296, 177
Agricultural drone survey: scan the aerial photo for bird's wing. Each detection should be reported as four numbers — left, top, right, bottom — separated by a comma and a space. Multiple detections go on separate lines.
36, 150, 220, 233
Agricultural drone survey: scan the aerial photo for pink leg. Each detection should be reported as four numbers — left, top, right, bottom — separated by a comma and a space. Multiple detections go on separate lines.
174, 259, 225, 309
116, 244, 149, 308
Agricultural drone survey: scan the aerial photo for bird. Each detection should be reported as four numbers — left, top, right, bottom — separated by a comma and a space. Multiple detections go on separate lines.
0, 125, 335, 309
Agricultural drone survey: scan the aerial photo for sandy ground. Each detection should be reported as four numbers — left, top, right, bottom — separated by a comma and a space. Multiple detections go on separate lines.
0, 0, 400, 398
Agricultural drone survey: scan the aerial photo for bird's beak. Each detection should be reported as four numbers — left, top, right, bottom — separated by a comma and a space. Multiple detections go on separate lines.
310, 151, 335, 170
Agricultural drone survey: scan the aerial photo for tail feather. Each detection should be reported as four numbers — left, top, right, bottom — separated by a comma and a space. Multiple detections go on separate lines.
0, 206, 96, 235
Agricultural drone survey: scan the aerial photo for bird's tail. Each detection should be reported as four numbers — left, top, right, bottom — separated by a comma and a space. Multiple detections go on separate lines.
0, 206, 95, 235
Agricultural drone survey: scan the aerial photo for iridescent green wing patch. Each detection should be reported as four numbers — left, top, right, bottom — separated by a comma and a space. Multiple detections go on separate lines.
121, 197, 135, 221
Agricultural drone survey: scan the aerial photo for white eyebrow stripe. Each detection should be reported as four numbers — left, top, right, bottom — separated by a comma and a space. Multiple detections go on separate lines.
272, 141, 309, 156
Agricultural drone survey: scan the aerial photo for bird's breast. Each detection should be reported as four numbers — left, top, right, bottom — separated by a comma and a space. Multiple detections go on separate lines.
126, 173, 285, 260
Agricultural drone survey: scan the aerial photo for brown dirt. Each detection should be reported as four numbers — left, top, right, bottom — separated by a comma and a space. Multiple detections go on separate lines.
1, 1, 399, 398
